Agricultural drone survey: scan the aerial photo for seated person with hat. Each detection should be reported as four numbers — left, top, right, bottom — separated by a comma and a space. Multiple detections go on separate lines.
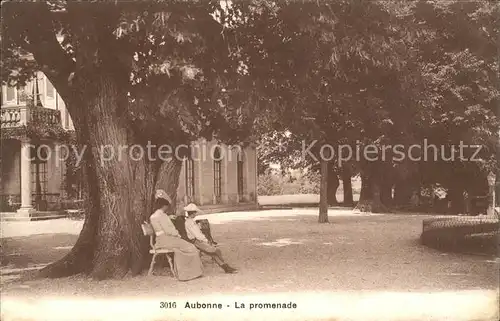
149, 190, 203, 281
183, 203, 237, 274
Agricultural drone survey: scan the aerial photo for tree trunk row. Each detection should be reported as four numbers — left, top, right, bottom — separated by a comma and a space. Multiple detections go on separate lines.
319, 159, 329, 223
327, 166, 339, 206
354, 170, 389, 213
341, 166, 354, 206
320, 163, 355, 222
325, 164, 354, 207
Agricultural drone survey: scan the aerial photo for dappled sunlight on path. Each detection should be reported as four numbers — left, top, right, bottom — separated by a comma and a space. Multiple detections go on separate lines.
1, 218, 83, 238
257, 238, 305, 247
197, 208, 378, 224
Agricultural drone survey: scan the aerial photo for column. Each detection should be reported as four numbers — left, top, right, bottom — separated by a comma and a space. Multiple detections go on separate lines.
486, 172, 496, 216
182, 157, 188, 204
17, 139, 35, 217
244, 150, 250, 203
254, 147, 258, 203
196, 141, 204, 205
222, 146, 229, 203
236, 152, 241, 203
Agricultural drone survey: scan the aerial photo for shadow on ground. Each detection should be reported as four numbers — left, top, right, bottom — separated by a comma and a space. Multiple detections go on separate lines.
1, 234, 77, 269
1, 212, 498, 298
1, 205, 497, 320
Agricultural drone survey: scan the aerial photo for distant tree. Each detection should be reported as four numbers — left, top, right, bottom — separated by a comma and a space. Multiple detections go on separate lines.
256, 1, 422, 214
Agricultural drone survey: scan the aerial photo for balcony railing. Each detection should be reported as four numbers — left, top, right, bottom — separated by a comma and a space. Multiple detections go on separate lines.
1, 105, 61, 129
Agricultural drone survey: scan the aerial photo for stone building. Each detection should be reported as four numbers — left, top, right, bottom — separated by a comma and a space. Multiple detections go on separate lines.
175, 140, 258, 214
1, 71, 73, 219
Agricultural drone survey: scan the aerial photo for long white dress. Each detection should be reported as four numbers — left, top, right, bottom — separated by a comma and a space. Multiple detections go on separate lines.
150, 209, 203, 281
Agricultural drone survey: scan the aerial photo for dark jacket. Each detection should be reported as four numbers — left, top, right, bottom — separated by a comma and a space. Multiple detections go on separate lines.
171, 216, 217, 245
171, 216, 190, 241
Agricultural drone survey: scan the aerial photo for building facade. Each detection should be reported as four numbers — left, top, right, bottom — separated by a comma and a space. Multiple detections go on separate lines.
175, 140, 258, 214
1, 72, 258, 219
1, 72, 73, 217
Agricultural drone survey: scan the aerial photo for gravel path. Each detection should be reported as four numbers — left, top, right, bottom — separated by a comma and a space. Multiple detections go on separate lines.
1, 209, 498, 321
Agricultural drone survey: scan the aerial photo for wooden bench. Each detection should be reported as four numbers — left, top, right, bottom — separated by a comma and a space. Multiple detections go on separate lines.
141, 221, 176, 277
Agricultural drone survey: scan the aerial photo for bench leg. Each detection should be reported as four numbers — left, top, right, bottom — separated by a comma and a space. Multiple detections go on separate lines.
166, 253, 176, 278
148, 253, 157, 276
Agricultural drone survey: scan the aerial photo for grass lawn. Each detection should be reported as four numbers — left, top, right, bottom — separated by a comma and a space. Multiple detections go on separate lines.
1, 209, 499, 321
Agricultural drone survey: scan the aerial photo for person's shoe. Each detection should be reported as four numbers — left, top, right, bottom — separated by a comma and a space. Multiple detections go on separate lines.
222, 264, 238, 274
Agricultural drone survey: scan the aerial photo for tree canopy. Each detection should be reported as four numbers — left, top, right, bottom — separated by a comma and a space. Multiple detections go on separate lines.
255, 0, 499, 212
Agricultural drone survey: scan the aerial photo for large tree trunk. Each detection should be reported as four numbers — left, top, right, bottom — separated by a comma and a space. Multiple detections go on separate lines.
327, 167, 339, 206
26, 4, 184, 280
357, 174, 371, 203
496, 170, 500, 207
156, 158, 183, 214
341, 166, 353, 206
354, 172, 388, 213
39, 73, 183, 280
319, 159, 329, 223
393, 181, 413, 207
380, 182, 393, 207
84, 74, 140, 280
447, 185, 464, 215
39, 99, 104, 278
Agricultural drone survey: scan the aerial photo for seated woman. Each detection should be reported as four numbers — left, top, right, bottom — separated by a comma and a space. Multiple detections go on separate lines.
183, 203, 237, 274
149, 190, 203, 281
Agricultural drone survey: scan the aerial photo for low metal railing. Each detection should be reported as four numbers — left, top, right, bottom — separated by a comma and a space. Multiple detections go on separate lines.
0, 194, 21, 212
0, 193, 82, 212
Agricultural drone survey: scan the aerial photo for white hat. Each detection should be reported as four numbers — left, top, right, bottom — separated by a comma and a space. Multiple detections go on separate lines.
155, 189, 172, 204
183, 203, 200, 213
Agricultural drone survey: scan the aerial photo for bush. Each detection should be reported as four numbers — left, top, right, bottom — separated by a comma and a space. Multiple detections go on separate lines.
258, 169, 320, 195
257, 170, 284, 195
298, 171, 320, 194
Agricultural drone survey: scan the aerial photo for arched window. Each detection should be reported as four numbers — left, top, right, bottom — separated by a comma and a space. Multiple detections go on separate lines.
237, 150, 244, 200
185, 156, 195, 201
213, 146, 222, 203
